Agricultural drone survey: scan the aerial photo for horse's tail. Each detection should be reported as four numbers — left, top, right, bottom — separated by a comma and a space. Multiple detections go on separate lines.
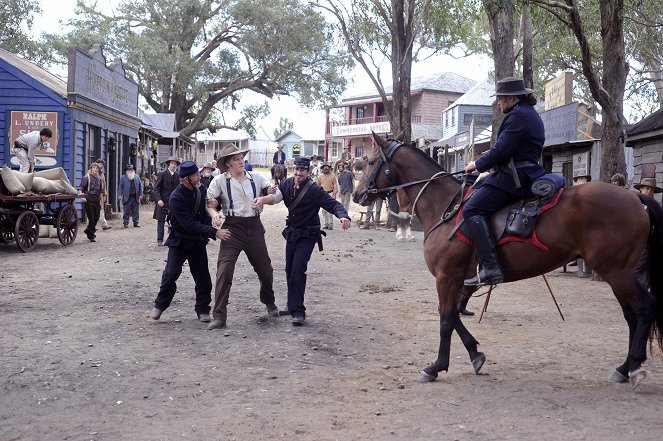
638, 193, 663, 352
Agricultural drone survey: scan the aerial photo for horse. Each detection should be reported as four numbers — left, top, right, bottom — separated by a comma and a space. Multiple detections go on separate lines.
354, 132, 663, 389
272, 163, 287, 185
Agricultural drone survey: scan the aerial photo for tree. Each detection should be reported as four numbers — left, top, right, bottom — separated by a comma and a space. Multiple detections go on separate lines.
273, 117, 294, 140
532, 0, 628, 180
319, 0, 484, 142
46, 0, 351, 137
0, 0, 48, 63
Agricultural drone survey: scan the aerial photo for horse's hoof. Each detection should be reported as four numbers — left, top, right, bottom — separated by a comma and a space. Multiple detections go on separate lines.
608, 369, 629, 384
471, 352, 486, 374
629, 368, 647, 390
416, 371, 437, 383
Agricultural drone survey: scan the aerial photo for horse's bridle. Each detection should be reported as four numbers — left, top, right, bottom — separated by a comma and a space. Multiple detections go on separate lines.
359, 140, 470, 241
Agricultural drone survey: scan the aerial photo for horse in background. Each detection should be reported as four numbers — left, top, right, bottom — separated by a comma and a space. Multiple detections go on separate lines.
354, 132, 663, 389
272, 163, 287, 185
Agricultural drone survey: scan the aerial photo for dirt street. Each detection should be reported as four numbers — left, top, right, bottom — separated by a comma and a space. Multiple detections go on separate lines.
1, 184, 662, 441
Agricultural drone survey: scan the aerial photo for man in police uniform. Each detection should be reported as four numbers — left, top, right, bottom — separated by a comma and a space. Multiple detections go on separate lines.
149, 161, 231, 323
253, 156, 351, 326
463, 77, 546, 286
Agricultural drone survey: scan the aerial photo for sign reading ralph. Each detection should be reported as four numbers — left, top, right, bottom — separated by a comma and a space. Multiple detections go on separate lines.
9, 111, 59, 156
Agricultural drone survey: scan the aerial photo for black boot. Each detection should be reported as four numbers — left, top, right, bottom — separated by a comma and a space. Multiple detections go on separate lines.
464, 215, 504, 286
458, 294, 474, 316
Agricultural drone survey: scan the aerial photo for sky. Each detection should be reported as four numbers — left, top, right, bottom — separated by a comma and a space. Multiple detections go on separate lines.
34, 0, 492, 139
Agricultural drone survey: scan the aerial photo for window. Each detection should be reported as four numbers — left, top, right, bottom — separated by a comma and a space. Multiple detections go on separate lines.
451, 110, 455, 126
562, 161, 573, 187
356, 107, 365, 119
444, 112, 448, 128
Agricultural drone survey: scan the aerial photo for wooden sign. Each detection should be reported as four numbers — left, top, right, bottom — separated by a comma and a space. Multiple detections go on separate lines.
544, 72, 573, 111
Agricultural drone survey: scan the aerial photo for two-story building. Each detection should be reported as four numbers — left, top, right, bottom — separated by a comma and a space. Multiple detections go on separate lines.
326, 72, 475, 163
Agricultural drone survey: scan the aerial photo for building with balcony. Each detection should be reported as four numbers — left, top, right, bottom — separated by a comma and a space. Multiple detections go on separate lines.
325, 72, 475, 162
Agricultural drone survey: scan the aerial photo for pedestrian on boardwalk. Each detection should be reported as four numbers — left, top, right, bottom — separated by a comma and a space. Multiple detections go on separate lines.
205, 144, 279, 330
79, 162, 103, 242
150, 161, 230, 323
153, 156, 180, 246
118, 163, 143, 227
253, 156, 351, 326
316, 162, 338, 230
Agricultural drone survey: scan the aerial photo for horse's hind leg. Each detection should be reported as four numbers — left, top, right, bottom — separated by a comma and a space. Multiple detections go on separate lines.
604, 273, 656, 389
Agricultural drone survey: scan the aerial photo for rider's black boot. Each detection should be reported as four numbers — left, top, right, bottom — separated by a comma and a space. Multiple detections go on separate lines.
463, 215, 504, 286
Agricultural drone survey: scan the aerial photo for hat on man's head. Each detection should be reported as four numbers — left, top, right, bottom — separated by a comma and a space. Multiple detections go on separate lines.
164, 155, 181, 165
492, 77, 534, 96
634, 177, 662, 193
125, 163, 134, 170
94, 158, 106, 165
321, 162, 332, 169
178, 161, 199, 178
202, 162, 215, 171
294, 156, 310, 169
216, 143, 251, 172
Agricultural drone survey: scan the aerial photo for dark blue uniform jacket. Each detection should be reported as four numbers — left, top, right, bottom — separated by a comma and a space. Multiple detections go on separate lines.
278, 177, 349, 230
474, 102, 546, 196
165, 184, 217, 250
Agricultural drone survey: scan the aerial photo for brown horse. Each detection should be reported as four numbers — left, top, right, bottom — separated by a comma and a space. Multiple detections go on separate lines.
272, 163, 287, 185
354, 132, 663, 389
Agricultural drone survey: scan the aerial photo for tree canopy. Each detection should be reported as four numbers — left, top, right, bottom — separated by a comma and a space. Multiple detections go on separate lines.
46, 0, 352, 137
0, 0, 48, 63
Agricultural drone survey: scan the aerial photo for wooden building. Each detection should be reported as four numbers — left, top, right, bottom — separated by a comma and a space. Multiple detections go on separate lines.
626, 108, 663, 203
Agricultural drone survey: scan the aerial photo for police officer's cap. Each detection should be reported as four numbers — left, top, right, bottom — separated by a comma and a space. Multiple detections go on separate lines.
179, 161, 199, 178
294, 157, 310, 168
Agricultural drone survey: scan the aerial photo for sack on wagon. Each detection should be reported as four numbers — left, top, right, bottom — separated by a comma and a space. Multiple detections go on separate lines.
1, 166, 78, 196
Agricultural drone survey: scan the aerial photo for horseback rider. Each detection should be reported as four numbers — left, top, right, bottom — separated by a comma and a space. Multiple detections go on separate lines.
462, 77, 546, 286
272, 144, 287, 180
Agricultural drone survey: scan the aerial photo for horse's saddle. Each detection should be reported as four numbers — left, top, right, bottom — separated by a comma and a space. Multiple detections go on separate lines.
458, 173, 566, 250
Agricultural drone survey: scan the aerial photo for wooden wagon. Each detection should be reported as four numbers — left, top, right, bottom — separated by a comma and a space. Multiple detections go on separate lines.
0, 180, 80, 252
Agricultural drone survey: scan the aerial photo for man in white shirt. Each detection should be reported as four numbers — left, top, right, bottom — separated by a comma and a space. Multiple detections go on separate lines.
13, 128, 52, 172
205, 143, 279, 330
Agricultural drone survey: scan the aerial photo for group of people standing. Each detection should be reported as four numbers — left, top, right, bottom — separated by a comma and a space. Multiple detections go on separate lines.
149, 145, 351, 328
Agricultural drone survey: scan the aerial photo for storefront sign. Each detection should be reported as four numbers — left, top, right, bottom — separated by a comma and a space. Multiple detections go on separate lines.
292, 143, 301, 155
68, 46, 138, 117
331, 121, 391, 137
540, 102, 578, 146
9, 111, 59, 156
544, 72, 573, 111
572, 152, 590, 178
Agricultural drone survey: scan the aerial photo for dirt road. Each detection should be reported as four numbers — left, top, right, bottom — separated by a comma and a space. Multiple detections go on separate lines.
1, 192, 662, 440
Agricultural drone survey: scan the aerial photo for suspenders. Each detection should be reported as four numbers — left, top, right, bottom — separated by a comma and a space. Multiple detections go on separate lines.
224, 172, 257, 216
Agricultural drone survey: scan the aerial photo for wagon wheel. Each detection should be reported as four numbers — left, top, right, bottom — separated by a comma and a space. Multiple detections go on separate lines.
0, 214, 14, 244
56, 204, 78, 246
15, 211, 39, 252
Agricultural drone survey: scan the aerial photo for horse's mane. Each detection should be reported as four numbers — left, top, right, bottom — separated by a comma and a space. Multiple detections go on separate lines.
389, 139, 446, 172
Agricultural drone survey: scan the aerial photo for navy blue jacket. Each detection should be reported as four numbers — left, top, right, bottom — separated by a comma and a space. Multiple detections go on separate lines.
118, 175, 144, 204
278, 177, 349, 229
165, 183, 217, 250
474, 102, 545, 196
273, 151, 286, 165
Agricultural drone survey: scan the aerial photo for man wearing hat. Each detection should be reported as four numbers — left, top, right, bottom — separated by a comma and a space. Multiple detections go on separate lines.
150, 161, 230, 323
315, 162, 338, 229
253, 156, 351, 326
272, 145, 287, 179
463, 77, 546, 286
200, 162, 215, 189
93, 158, 112, 231
118, 163, 144, 227
153, 155, 181, 245
205, 144, 280, 330
634, 177, 662, 198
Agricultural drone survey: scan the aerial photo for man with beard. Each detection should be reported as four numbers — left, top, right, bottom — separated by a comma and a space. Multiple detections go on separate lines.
118, 164, 144, 227
149, 161, 230, 323
200, 162, 215, 189
153, 155, 180, 246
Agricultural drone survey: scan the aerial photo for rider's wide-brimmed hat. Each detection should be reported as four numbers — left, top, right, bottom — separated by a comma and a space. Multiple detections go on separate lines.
634, 177, 662, 193
216, 143, 250, 172
164, 155, 181, 165
491, 77, 534, 96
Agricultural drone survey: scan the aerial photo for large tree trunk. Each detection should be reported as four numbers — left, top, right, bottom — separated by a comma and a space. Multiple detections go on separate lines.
484, 0, 516, 143
390, 0, 414, 141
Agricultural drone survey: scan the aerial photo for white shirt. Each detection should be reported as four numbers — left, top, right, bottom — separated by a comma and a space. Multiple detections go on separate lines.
207, 171, 270, 217
15, 131, 41, 161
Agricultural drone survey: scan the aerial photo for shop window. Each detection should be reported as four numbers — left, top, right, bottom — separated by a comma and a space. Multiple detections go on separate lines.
562, 161, 573, 187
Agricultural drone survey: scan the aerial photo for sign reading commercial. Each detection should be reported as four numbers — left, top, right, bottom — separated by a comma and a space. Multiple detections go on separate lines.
9, 111, 59, 156
331, 121, 391, 137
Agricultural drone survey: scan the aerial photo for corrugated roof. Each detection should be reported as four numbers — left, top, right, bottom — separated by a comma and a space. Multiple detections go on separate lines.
451, 77, 495, 107
342, 72, 475, 102
627, 108, 663, 137
0, 47, 67, 98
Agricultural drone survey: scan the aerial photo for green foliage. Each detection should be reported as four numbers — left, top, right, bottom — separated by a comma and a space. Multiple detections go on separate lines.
0, 0, 49, 63
273, 117, 294, 140
45, 0, 351, 136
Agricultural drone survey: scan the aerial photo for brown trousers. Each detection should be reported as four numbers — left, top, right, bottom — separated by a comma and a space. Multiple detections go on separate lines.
213, 216, 275, 320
